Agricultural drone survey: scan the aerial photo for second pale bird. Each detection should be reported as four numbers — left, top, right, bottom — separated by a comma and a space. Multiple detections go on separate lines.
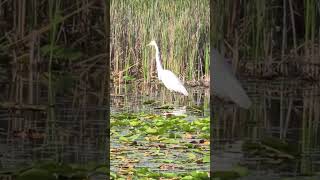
147, 40, 189, 96
211, 48, 252, 109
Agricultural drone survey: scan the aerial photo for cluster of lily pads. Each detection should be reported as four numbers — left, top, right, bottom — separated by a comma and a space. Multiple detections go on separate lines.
111, 112, 210, 179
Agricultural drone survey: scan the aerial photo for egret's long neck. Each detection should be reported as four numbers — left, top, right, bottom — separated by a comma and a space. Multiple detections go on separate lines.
154, 45, 163, 72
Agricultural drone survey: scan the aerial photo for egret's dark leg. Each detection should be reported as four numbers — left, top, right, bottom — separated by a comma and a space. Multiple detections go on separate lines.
172, 92, 176, 102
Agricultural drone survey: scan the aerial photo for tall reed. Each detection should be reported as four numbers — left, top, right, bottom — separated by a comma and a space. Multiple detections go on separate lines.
212, 0, 320, 79
111, 0, 209, 83
47, 0, 61, 143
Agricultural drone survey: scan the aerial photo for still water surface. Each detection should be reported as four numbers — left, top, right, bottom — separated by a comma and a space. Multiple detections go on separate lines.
111, 82, 210, 175
213, 78, 320, 179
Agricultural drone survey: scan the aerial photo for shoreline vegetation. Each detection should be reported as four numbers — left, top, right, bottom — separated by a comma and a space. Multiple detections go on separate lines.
111, 0, 210, 86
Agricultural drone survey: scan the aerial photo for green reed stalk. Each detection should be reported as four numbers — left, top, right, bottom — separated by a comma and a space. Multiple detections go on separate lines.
111, 0, 209, 83
47, 0, 60, 145
204, 43, 210, 77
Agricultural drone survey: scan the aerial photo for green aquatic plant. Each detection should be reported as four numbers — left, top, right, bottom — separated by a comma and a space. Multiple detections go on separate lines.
111, 112, 210, 177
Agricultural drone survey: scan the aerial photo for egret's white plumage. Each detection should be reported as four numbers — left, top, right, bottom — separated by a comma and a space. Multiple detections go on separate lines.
211, 48, 252, 109
147, 40, 188, 96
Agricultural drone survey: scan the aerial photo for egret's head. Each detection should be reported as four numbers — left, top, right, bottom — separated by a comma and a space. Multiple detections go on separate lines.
147, 40, 157, 47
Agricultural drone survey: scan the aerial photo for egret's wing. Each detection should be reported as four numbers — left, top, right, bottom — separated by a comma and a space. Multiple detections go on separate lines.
211, 48, 252, 109
161, 70, 188, 96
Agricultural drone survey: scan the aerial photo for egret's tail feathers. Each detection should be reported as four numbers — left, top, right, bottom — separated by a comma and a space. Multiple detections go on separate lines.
231, 91, 252, 109
182, 91, 188, 96
181, 88, 189, 96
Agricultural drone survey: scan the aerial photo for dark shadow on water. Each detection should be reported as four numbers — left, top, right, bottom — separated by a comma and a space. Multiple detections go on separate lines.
213, 78, 320, 179
0, 79, 108, 179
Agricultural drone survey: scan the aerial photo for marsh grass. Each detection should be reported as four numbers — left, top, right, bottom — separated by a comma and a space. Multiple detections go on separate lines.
212, 1, 320, 177
111, 0, 209, 84
212, 0, 320, 64
0, 0, 108, 174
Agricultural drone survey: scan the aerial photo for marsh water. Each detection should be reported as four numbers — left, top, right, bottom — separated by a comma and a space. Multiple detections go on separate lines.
0, 86, 108, 179
213, 78, 320, 179
111, 82, 210, 116
110, 82, 210, 176
1, 77, 318, 179
111, 79, 320, 179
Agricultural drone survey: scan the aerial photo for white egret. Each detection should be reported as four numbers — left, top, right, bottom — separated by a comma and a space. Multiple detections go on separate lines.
211, 48, 252, 109
147, 40, 189, 96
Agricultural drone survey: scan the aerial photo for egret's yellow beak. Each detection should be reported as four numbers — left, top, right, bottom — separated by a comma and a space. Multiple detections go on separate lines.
147, 42, 151, 46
